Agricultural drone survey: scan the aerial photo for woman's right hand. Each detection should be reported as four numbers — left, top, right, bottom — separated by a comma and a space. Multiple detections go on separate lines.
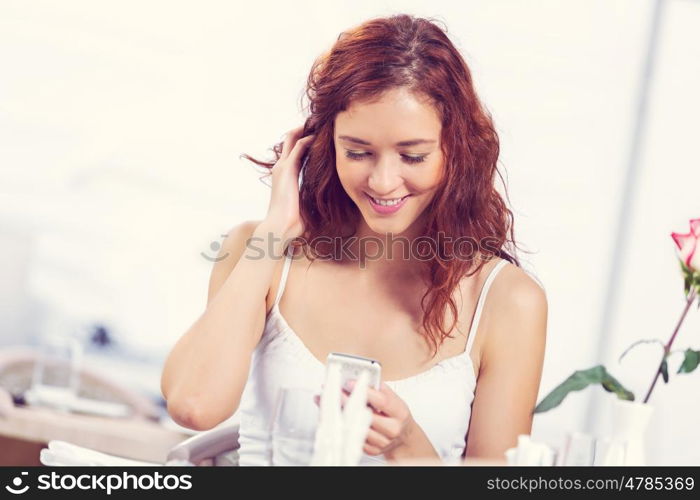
264, 125, 315, 241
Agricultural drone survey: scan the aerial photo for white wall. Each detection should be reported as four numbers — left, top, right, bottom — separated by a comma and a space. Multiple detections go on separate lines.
589, 0, 700, 465
0, 0, 697, 463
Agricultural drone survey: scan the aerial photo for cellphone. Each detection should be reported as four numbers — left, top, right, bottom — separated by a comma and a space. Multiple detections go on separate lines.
326, 352, 382, 391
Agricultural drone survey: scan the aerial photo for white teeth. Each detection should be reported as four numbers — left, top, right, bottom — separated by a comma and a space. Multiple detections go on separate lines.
370, 195, 406, 206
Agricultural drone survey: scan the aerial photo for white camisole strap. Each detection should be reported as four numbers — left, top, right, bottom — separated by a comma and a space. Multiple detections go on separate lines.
272, 249, 294, 308
464, 258, 509, 355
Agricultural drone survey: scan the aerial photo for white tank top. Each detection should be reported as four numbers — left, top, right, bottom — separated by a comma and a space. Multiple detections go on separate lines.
236, 250, 508, 465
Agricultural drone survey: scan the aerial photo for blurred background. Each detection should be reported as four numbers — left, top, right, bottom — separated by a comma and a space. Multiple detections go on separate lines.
0, 0, 698, 465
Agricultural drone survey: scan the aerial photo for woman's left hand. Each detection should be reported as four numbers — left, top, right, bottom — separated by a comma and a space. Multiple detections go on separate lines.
344, 379, 439, 460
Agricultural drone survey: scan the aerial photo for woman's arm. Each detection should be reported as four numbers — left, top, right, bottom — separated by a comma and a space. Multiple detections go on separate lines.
160, 218, 288, 431
161, 125, 312, 431
464, 267, 548, 459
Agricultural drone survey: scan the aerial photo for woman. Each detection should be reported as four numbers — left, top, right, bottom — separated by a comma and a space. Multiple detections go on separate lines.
161, 14, 547, 465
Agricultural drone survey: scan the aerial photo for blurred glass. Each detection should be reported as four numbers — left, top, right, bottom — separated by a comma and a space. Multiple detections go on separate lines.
270, 387, 319, 466
27, 334, 82, 411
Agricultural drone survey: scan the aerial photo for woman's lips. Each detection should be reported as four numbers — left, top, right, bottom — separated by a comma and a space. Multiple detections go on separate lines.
364, 192, 411, 215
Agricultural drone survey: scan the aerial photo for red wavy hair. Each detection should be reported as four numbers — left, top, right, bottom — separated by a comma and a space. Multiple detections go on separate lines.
242, 14, 522, 356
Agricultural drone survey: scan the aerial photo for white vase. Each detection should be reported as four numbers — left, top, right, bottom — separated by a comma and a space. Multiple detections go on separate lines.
599, 399, 654, 466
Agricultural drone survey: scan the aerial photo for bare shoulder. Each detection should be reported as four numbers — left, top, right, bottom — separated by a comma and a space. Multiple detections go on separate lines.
206, 219, 266, 306
481, 258, 548, 365
490, 259, 548, 314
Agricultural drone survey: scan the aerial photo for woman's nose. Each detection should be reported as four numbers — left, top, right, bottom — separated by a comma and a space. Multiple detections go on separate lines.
368, 157, 403, 195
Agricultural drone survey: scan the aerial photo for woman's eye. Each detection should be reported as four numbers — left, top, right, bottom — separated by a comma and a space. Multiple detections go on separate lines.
402, 155, 427, 164
344, 150, 427, 164
345, 150, 370, 160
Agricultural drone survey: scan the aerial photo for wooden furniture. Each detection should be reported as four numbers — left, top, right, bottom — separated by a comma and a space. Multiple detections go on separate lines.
0, 346, 190, 466
0, 387, 189, 465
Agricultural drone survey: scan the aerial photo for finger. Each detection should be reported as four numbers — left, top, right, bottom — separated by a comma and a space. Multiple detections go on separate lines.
369, 413, 402, 440
287, 134, 315, 167
363, 381, 406, 417
280, 125, 305, 159
364, 428, 391, 450
363, 443, 383, 456
378, 381, 397, 395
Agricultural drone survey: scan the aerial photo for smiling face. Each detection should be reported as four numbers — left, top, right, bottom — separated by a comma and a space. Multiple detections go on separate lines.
334, 87, 445, 239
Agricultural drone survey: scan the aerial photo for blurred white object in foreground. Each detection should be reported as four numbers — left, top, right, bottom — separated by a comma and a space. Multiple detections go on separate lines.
40, 440, 163, 466
505, 434, 556, 465
311, 365, 373, 466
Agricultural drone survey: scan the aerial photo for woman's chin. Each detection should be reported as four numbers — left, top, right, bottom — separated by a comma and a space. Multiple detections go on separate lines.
364, 217, 413, 236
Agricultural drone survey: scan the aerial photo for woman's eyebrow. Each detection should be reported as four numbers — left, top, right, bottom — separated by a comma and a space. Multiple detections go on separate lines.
338, 135, 437, 147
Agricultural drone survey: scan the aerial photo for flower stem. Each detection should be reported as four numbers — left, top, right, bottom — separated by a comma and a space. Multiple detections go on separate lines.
642, 288, 698, 403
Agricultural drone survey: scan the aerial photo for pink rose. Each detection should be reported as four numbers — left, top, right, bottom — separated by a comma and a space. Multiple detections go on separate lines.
672, 218, 700, 272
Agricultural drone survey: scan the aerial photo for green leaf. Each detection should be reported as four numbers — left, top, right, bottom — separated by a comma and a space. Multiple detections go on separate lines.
679, 260, 700, 299
661, 359, 669, 383
600, 371, 636, 401
533, 365, 634, 414
677, 349, 700, 374
679, 259, 695, 297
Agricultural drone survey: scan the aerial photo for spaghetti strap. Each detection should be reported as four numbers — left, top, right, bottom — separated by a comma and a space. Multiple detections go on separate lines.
272, 248, 294, 308
465, 259, 509, 355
